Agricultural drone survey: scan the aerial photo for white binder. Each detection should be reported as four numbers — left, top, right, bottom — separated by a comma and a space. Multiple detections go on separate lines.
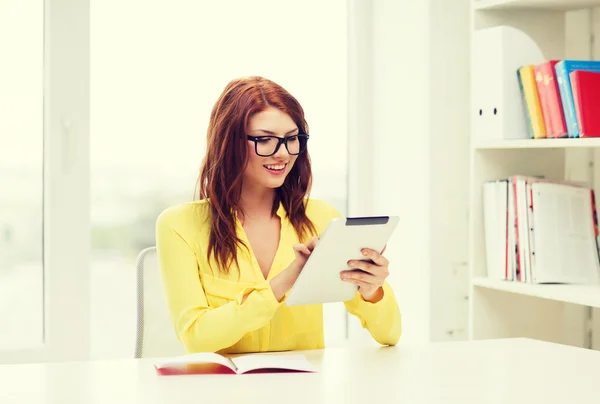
472, 25, 546, 142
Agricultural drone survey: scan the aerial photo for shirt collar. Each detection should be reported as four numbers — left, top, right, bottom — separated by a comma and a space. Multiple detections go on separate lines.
232, 202, 286, 222
276, 202, 287, 219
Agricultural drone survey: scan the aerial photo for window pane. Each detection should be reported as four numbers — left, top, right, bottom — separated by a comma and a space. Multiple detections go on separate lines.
0, 0, 44, 348
90, 0, 347, 358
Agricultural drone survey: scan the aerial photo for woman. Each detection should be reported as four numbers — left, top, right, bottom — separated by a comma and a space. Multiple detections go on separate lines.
156, 76, 401, 354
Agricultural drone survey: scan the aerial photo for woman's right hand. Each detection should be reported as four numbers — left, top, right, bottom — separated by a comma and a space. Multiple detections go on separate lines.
269, 236, 319, 301
291, 235, 319, 269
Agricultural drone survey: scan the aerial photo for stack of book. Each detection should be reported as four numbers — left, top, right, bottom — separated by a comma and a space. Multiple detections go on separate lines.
517, 60, 600, 139
483, 176, 600, 284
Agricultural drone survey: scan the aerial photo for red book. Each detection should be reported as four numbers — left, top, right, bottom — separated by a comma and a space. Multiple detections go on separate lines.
570, 70, 600, 138
534, 60, 567, 138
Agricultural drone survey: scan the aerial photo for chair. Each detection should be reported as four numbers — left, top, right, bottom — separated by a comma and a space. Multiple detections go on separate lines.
134, 246, 186, 358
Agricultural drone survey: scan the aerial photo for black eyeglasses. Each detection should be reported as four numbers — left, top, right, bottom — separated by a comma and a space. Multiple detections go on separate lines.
246, 134, 309, 157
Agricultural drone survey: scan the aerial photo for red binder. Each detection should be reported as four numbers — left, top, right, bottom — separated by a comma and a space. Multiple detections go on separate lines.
570, 70, 600, 138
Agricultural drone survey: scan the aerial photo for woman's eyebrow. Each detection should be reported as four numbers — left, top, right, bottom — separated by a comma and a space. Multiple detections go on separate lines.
254, 128, 299, 135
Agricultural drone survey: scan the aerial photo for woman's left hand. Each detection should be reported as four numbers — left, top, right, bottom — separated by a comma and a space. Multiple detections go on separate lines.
340, 247, 389, 303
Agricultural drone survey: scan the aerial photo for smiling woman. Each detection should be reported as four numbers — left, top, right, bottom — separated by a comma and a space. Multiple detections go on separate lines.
89, 0, 350, 359
155, 76, 402, 354
196, 77, 317, 278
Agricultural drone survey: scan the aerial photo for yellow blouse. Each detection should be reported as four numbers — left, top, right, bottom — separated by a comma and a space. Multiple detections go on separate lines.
155, 198, 402, 354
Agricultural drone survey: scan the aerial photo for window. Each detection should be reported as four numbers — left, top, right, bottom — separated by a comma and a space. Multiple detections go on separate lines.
90, 0, 348, 358
0, 0, 90, 364
0, 0, 44, 349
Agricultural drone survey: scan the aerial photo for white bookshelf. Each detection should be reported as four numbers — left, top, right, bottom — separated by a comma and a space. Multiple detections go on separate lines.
472, 277, 600, 308
474, 0, 600, 11
475, 138, 600, 149
468, 0, 600, 349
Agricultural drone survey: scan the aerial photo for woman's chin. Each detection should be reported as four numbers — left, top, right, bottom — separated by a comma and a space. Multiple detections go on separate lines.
265, 180, 286, 189
262, 176, 287, 189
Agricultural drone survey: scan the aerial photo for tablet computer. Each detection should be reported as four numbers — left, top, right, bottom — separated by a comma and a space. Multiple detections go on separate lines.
285, 215, 399, 306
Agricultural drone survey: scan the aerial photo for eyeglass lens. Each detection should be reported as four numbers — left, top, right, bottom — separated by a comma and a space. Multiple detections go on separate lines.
255, 136, 307, 156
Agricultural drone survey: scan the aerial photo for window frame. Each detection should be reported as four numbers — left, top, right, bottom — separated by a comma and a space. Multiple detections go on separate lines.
0, 0, 91, 364
345, 0, 375, 341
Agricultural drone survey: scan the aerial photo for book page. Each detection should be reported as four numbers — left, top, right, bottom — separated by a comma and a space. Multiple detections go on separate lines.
231, 354, 316, 374
154, 352, 236, 374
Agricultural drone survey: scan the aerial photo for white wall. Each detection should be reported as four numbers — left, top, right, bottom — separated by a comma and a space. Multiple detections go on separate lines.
428, 0, 471, 342
371, 0, 432, 343
347, 0, 470, 343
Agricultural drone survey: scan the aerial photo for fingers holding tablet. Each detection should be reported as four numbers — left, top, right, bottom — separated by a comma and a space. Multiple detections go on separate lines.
307, 236, 320, 250
361, 247, 389, 267
340, 247, 390, 302
292, 236, 319, 256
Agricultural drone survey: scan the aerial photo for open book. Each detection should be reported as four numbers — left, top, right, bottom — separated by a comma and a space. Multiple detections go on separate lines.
154, 352, 316, 375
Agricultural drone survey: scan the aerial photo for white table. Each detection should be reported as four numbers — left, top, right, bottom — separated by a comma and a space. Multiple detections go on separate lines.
1, 338, 599, 403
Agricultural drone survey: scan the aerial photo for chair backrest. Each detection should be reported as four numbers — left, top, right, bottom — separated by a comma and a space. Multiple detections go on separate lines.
134, 246, 185, 358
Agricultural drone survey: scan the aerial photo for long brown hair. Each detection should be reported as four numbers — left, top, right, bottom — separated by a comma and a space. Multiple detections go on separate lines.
198, 76, 316, 275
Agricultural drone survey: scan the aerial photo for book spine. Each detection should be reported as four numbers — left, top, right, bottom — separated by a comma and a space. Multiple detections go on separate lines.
592, 190, 599, 238
512, 176, 522, 281
534, 64, 553, 137
519, 66, 546, 139
504, 180, 510, 280
555, 61, 579, 138
541, 61, 567, 138
570, 71, 584, 138
591, 190, 600, 265
517, 68, 534, 139
527, 182, 536, 282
